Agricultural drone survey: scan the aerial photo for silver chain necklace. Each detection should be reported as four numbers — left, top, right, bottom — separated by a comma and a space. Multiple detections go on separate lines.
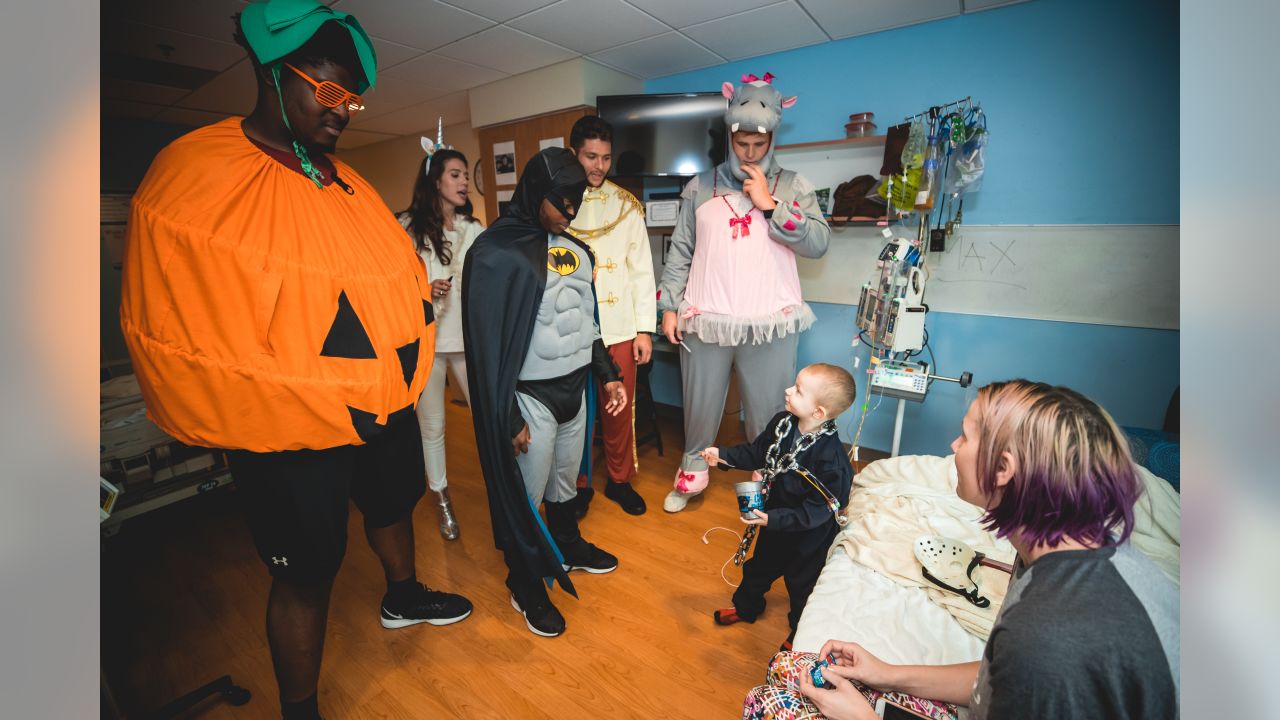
733, 416, 839, 565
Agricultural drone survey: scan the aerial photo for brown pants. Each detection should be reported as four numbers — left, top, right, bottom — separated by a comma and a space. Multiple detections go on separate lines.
580, 338, 638, 484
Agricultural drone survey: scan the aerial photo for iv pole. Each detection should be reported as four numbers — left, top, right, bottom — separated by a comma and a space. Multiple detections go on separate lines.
889, 371, 973, 457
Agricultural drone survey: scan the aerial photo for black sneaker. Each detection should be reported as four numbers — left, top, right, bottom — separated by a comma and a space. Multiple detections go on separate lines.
509, 592, 566, 637
380, 583, 473, 629
560, 540, 618, 574
604, 481, 646, 515
573, 486, 595, 520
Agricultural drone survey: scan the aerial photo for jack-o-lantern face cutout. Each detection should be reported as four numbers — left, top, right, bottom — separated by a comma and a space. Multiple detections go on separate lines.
319, 288, 434, 442
321, 290, 378, 359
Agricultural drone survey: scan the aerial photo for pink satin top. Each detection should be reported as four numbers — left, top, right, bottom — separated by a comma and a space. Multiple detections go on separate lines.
685, 192, 804, 320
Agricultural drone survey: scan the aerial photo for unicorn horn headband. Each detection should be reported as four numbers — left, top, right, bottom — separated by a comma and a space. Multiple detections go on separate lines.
421, 117, 454, 175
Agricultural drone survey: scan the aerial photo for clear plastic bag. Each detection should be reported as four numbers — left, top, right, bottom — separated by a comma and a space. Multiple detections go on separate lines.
945, 110, 988, 195
900, 118, 927, 172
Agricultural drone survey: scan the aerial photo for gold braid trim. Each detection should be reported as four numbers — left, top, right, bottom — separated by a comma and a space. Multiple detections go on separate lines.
572, 185, 645, 241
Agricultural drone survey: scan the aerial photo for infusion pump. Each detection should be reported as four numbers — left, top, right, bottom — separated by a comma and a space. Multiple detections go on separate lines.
856, 236, 927, 353
869, 358, 930, 402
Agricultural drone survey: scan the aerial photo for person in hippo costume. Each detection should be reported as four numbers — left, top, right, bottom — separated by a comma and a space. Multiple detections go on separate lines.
658, 72, 831, 513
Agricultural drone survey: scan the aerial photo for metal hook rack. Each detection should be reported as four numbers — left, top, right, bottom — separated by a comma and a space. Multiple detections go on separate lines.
903, 96, 973, 122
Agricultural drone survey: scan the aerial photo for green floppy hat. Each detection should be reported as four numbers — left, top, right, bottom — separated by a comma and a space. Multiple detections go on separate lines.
240, 0, 378, 93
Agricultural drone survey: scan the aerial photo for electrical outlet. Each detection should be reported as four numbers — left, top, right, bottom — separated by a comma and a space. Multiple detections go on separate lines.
929, 228, 946, 252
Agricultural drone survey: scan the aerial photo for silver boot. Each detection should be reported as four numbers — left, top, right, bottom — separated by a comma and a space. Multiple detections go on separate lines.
435, 487, 459, 540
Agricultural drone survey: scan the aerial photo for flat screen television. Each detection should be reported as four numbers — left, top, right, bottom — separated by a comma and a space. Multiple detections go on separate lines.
597, 92, 727, 177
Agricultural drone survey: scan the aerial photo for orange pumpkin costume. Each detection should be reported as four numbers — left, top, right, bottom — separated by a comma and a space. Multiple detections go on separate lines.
120, 117, 434, 452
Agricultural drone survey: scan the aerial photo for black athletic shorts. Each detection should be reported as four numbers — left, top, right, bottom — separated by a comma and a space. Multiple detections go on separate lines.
226, 412, 426, 583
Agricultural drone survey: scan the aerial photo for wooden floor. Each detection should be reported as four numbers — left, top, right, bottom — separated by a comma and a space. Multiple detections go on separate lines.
102, 402, 811, 719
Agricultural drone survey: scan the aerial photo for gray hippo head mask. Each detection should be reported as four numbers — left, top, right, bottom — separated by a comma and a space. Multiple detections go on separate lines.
722, 72, 797, 182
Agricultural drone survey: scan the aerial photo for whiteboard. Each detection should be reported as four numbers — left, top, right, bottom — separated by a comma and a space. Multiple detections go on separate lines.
797, 224, 1179, 330
772, 141, 1179, 330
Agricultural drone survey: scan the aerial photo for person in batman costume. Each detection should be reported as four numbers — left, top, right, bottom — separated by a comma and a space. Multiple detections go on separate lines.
462, 147, 628, 637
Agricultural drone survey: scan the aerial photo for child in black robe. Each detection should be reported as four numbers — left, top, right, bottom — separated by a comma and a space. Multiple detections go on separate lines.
703, 363, 857, 646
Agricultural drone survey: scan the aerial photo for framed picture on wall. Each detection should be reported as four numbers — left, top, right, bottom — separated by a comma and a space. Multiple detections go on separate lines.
493, 141, 517, 185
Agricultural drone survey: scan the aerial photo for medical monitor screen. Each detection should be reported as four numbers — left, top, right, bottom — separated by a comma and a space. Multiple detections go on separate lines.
597, 93, 727, 177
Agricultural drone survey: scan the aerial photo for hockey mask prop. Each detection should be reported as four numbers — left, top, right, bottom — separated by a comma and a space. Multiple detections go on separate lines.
722, 72, 797, 182
913, 536, 1014, 609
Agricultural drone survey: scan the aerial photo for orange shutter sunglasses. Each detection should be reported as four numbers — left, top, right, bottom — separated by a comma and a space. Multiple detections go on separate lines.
284, 63, 365, 112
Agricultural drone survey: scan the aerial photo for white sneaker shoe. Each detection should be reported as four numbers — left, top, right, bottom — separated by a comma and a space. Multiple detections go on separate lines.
663, 489, 697, 513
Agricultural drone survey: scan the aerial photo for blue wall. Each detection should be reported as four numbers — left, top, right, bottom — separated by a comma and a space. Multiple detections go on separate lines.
644, 0, 1179, 455
646, 0, 1178, 226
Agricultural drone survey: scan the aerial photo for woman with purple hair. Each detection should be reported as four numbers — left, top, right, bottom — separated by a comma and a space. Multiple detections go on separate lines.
796, 380, 1179, 719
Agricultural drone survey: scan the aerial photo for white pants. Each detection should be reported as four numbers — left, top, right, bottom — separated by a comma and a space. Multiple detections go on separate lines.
416, 351, 471, 492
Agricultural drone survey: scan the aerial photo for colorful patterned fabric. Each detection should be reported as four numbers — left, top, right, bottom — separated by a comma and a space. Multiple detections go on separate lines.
743, 651, 960, 720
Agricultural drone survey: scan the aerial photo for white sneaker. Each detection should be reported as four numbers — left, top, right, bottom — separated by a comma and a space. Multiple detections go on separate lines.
663, 489, 697, 513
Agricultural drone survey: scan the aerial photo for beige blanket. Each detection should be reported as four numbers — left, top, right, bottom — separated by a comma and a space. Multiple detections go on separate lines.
835, 455, 1180, 641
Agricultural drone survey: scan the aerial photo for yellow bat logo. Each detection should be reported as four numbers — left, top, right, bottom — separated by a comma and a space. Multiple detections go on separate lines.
547, 246, 580, 276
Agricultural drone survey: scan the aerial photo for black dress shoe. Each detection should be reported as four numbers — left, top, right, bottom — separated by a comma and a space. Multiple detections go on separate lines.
604, 481, 646, 515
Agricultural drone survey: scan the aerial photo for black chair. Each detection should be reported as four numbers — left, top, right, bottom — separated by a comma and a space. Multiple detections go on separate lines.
634, 361, 664, 456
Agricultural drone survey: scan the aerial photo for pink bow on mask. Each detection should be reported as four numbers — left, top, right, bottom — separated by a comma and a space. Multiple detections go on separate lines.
740, 72, 776, 84
729, 214, 752, 238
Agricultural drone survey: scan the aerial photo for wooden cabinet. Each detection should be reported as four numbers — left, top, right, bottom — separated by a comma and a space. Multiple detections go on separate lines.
476, 106, 593, 221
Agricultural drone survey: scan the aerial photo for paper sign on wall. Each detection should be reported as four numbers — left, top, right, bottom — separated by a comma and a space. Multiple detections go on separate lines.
496, 189, 514, 216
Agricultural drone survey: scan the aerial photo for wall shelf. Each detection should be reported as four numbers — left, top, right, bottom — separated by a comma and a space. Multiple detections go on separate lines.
776, 135, 886, 152
826, 217, 886, 226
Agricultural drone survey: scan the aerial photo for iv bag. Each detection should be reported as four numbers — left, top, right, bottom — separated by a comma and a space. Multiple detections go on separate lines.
945, 112, 988, 195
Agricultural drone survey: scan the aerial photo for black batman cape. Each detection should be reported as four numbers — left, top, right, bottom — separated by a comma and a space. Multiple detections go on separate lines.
462, 148, 589, 596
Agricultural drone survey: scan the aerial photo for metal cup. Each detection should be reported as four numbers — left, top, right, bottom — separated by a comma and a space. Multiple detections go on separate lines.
735, 480, 764, 520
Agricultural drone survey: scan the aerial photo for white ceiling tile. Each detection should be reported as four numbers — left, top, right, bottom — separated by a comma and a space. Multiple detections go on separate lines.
348, 91, 471, 135
798, 0, 961, 40
330, 0, 494, 51
370, 36, 426, 73
359, 73, 454, 120
113, 0, 248, 43
433, 26, 577, 75
624, 0, 778, 28
381, 52, 507, 92
683, 2, 828, 61
101, 98, 166, 121
962, 0, 1029, 12
509, 0, 669, 55
105, 20, 246, 72
335, 128, 400, 149
589, 31, 723, 79
154, 106, 233, 128
102, 78, 190, 106
173, 58, 259, 115
437, 0, 559, 23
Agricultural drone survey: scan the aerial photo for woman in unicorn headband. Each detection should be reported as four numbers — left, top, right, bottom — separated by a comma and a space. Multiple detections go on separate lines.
398, 118, 485, 540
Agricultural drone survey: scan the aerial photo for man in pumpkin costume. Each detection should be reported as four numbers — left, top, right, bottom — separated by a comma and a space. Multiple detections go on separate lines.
567, 115, 655, 517
463, 148, 627, 638
658, 73, 831, 513
119, 3, 471, 718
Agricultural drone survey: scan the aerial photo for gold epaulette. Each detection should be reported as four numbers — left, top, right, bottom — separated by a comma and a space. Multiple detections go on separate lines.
572, 183, 645, 241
